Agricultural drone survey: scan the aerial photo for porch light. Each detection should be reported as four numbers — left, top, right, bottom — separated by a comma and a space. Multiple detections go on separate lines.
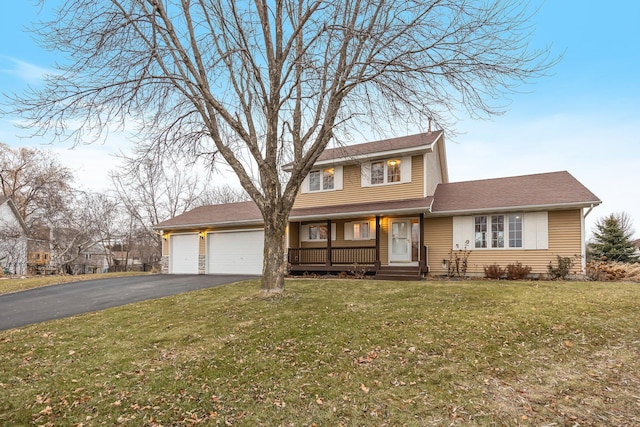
162, 234, 169, 241
388, 159, 398, 166
199, 231, 206, 239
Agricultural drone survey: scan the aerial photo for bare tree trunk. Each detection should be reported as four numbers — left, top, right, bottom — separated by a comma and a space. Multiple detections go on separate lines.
260, 205, 289, 293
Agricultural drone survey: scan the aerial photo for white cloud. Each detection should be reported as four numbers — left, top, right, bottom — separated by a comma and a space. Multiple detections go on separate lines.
0, 55, 58, 85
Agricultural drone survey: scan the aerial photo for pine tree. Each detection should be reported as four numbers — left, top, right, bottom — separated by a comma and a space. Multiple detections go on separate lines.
590, 213, 639, 263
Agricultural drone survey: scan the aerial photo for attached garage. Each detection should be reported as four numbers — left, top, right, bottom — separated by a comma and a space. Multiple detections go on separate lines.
170, 233, 199, 274
207, 229, 264, 275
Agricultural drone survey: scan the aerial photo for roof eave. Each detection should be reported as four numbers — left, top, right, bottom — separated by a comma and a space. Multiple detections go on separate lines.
429, 200, 602, 216
290, 206, 429, 222
152, 218, 264, 230
281, 143, 434, 172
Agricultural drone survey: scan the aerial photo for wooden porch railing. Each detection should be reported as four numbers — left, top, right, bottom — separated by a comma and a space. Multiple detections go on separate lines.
288, 247, 376, 266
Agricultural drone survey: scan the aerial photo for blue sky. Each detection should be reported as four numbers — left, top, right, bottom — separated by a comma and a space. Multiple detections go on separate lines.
1, 1, 639, 239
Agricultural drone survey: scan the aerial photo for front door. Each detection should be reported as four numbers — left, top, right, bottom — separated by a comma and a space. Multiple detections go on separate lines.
389, 219, 412, 263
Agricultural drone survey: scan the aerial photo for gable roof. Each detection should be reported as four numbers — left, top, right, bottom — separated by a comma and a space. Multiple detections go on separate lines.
430, 171, 601, 214
315, 130, 443, 163
0, 197, 29, 233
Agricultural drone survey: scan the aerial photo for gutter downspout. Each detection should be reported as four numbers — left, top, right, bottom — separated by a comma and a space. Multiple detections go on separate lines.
581, 204, 596, 274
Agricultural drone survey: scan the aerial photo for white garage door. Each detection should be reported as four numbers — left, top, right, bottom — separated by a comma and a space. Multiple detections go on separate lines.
170, 233, 199, 274
207, 230, 264, 275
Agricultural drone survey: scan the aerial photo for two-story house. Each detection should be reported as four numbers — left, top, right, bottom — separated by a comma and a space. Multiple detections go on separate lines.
154, 131, 601, 278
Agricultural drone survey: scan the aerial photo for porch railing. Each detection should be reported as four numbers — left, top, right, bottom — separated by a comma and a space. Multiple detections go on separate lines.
288, 247, 376, 265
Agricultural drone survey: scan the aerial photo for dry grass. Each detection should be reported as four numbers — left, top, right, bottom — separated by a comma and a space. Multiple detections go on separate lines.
0, 271, 152, 295
1, 279, 639, 426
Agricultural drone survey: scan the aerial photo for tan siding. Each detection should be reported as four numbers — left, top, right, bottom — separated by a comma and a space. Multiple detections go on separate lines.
424, 217, 453, 274
426, 210, 584, 276
425, 149, 443, 196
293, 155, 425, 209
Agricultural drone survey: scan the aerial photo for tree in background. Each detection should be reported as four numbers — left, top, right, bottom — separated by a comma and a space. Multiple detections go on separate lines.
10, 0, 556, 292
0, 143, 73, 228
590, 212, 639, 263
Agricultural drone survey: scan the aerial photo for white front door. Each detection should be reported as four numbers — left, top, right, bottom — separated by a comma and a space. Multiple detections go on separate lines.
389, 219, 412, 263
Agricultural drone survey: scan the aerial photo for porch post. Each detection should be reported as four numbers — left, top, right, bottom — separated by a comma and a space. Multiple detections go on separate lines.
326, 219, 332, 266
375, 216, 381, 269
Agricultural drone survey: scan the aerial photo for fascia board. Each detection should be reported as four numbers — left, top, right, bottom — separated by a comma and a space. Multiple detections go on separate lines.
281, 143, 434, 171
151, 219, 264, 230
428, 200, 602, 216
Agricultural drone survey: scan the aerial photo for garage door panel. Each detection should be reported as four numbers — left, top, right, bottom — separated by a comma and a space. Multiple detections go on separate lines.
170, 234, 199, 274
207, 230, 264, 275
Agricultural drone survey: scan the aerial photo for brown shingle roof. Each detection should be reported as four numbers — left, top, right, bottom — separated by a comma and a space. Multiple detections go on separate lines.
154, 201, 262, 229
315, 130, 443, 162
154, 198, 434, 229
431, 171, 601, 213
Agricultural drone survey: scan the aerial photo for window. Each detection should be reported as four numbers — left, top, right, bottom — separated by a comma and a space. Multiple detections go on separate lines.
313, 225, 328, 240
387, 159, 401, 183
454, 212, 547, 251
307, 167, 335, 192
475, 214, 522, 249
370, 159, 402, 185
301, 223, 337, 242
371, 161, 384, 185
362, 157, 410, 187
474, 216, 487, 248
353, 222, 370, 239
508, 214, 523, 248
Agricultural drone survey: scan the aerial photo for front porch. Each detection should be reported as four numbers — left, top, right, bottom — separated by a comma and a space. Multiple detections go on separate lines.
287, 215, 429, 278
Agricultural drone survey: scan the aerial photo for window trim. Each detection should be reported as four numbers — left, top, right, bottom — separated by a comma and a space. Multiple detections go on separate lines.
301, 166, 342, 193
361, 156, 412, 187
300, 222, 337, 242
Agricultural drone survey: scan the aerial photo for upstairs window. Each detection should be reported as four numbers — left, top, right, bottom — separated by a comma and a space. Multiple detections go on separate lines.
362, 157, 411, 187
302, 166, 342, 193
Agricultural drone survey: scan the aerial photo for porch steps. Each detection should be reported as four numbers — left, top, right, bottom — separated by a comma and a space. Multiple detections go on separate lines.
375, 266, 422, 281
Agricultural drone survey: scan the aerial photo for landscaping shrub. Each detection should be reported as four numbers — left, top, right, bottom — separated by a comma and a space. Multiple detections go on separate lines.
547, 255, 575, 280
586, 260, 640, 282
506, 262, 532, 280
483, 263, 505, 279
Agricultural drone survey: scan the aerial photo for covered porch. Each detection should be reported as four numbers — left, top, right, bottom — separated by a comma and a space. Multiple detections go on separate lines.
286, 214, 429, 278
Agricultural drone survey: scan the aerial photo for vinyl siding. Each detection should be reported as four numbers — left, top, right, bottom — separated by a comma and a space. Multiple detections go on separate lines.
426, 209, 584, 276
293, 155, 425, 208
425, 149, 443, 196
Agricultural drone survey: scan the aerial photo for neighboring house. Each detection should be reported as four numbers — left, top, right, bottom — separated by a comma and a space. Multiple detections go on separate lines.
153, 131, 601, 278
0, 197, 28, 275
70, 243, 112, 274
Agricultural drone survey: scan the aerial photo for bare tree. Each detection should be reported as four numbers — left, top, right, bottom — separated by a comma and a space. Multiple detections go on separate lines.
0, 143, 74, 228
8, 0, 556, 292
110, 153, 205, 266
199, 184, 250, 206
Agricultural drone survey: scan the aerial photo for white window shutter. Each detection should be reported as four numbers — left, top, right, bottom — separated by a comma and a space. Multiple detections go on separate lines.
452, 216, 473, 249
369, 220, 376, 240
344, 222, 354, 240
523, 212, 548, 249
301, 174, 310, 194
401, 156, 412, 183
361, 162, 371, 187
300, 224, 310, 241
331, 223, 337, 241
333, 165, 343, 190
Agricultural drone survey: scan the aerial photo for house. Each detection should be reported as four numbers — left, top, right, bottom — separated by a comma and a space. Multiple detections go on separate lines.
0, 197, 28, 275
153, 131, 601, 278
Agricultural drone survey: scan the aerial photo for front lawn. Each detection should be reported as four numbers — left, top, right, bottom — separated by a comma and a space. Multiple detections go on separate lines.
1, 279, 639, 426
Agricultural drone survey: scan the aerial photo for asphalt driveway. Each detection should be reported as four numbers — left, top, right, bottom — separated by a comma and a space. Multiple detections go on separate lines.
0, 274, 255, 331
